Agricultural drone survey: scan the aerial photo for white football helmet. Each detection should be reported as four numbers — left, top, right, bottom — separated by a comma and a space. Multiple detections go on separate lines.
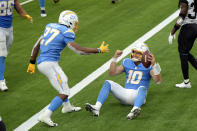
58, 10, 79, 32
130, 42, 149, 61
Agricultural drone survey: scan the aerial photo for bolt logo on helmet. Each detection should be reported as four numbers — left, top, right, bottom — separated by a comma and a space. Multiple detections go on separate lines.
130, 42, 149, 62
58, 10, 79, 32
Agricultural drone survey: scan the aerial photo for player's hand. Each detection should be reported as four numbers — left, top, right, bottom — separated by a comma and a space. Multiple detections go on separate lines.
27, 63, 35, 74
114, 50, 123, 58
148, 53, 155, 66
24, 14, 33, 23
168, 33, 176, 45
98, 41, 109, 53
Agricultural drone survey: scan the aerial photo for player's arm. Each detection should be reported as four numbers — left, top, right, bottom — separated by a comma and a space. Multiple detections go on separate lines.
169, 1, 188, 44
67, 41, 109, 55
14, 0, 33, 22
27, 37, 42, 74
171, 2, 188, 35
109, 50, 125, 76
148, 54, 162, 84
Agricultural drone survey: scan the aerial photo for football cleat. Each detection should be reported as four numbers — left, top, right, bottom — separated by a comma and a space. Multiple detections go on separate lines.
0, 80, 8, 91
41, 10, 47, 17
176, 82, 191, 88
38, 113, 58, 127
85, 103, 99, 116
61, 105, 81, 113
127, 108, 141, 120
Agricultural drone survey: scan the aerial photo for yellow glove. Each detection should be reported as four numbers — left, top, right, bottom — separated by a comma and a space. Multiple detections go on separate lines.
27, 63, 35, 74
98, 41, 109, 53
24, 14, 33, 23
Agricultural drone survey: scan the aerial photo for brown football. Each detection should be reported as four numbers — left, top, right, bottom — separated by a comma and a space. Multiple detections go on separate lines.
141, 50, 151, 68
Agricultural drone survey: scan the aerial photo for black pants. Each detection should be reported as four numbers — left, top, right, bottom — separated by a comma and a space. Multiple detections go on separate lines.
0, 121, 6, 131
178, 24, 197, 80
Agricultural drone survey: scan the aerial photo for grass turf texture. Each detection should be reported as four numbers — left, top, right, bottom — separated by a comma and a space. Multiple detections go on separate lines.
0, 0, 197, 130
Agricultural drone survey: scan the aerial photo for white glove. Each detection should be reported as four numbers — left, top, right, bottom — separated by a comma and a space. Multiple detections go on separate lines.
168, 33, 176, 45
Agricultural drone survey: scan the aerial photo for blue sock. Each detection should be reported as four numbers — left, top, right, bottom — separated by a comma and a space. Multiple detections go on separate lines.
64, 98, 69, 103
134, 86, 148, 108
97, 81, 111, 104
48, 96, 63, 112
39, 0, 45, 9
0, 57, 5, 80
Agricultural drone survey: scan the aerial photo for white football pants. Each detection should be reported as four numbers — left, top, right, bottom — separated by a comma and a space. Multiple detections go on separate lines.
0, 27, 13, 57
107, 80, 142, 105
37, 62, 70, 95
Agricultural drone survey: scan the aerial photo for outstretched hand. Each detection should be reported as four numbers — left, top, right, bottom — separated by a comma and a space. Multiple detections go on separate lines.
99, 41, 109, 53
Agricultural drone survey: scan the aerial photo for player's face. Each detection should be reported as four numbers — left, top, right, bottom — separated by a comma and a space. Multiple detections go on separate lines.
132, 50, 142, 61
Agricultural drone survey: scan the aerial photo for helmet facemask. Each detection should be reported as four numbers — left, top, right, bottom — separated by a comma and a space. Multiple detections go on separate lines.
130, 43, 149, 62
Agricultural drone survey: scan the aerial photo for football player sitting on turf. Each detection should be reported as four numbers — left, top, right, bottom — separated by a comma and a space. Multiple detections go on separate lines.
27, 10, 109, 127
85, 43, 162, 120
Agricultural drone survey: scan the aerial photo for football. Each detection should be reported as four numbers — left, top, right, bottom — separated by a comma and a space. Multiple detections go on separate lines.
141, 50, 151, 68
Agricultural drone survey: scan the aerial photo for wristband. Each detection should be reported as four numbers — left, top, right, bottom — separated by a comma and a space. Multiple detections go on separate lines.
152, 63, 161, 75
30, 60, 36, 64
97, 48, 101, 53
112, 58, 117, 63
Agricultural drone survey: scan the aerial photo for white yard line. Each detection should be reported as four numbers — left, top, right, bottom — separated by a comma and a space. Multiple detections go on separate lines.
20, 0, 34, 5
14, 9, 180, 131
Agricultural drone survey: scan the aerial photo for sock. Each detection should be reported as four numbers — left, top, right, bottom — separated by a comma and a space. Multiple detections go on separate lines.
62, 98, 71, 107
184, 79, 189, 84
180, 53, 189, 80
39, 0, 45, 10
48, 96, 63, 112
97, 80, 111, 104
0, 121, 6, 131
95, 101, 102, 110
0, 57, 5, 80
134, 86, 147, 108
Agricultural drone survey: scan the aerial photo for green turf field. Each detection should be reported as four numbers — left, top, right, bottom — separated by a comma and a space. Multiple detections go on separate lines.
1, 0, 197, 130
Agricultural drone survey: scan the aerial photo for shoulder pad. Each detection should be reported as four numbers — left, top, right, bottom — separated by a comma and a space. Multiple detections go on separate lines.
63, 29, 75, 39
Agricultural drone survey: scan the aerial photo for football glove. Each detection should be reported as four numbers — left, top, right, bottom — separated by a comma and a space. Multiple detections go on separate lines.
27, 63, 35, 74
24, 14, 33, 23
98, 41, 109, 53
168, 33, 176, 45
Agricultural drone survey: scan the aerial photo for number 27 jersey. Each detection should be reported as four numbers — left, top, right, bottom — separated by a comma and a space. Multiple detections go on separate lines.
122, 58, 152, 90
37, 23, 76, 64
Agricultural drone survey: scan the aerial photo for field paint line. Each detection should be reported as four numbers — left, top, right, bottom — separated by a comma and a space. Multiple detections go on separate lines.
21, 0, 34, 5
14, 9, 180, 131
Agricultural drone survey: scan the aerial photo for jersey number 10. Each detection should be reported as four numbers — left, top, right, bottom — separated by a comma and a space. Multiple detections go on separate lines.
126, 70, 143, 84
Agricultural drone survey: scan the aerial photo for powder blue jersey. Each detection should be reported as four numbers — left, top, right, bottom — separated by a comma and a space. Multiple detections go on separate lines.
122, 58, 152, 90
0, 0, 15, 28
37, 23, 75, 64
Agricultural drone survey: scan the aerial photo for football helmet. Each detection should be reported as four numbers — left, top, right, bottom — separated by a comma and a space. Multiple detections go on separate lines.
130, 42, 149, 62
58, 10, 79, 32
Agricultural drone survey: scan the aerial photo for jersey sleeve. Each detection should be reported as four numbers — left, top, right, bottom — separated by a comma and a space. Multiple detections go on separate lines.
121, 58, 130, 71
62, 29, 76, 43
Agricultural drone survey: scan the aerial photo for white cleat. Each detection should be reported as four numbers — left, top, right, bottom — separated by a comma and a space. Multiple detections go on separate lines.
85, 103, 99, 116
41, 13, 47, 17
38, 113, 58, 127
176, 82, 191, 88
127, 108, 141, 120
0, 80, 8, 91
62, 105, 81, 113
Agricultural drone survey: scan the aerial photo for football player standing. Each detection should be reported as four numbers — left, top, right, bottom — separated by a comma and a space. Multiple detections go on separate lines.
169, 0, 197, 88
27, 10, 109, 127
0, 0, 32, 91
85, 43, 162, 120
